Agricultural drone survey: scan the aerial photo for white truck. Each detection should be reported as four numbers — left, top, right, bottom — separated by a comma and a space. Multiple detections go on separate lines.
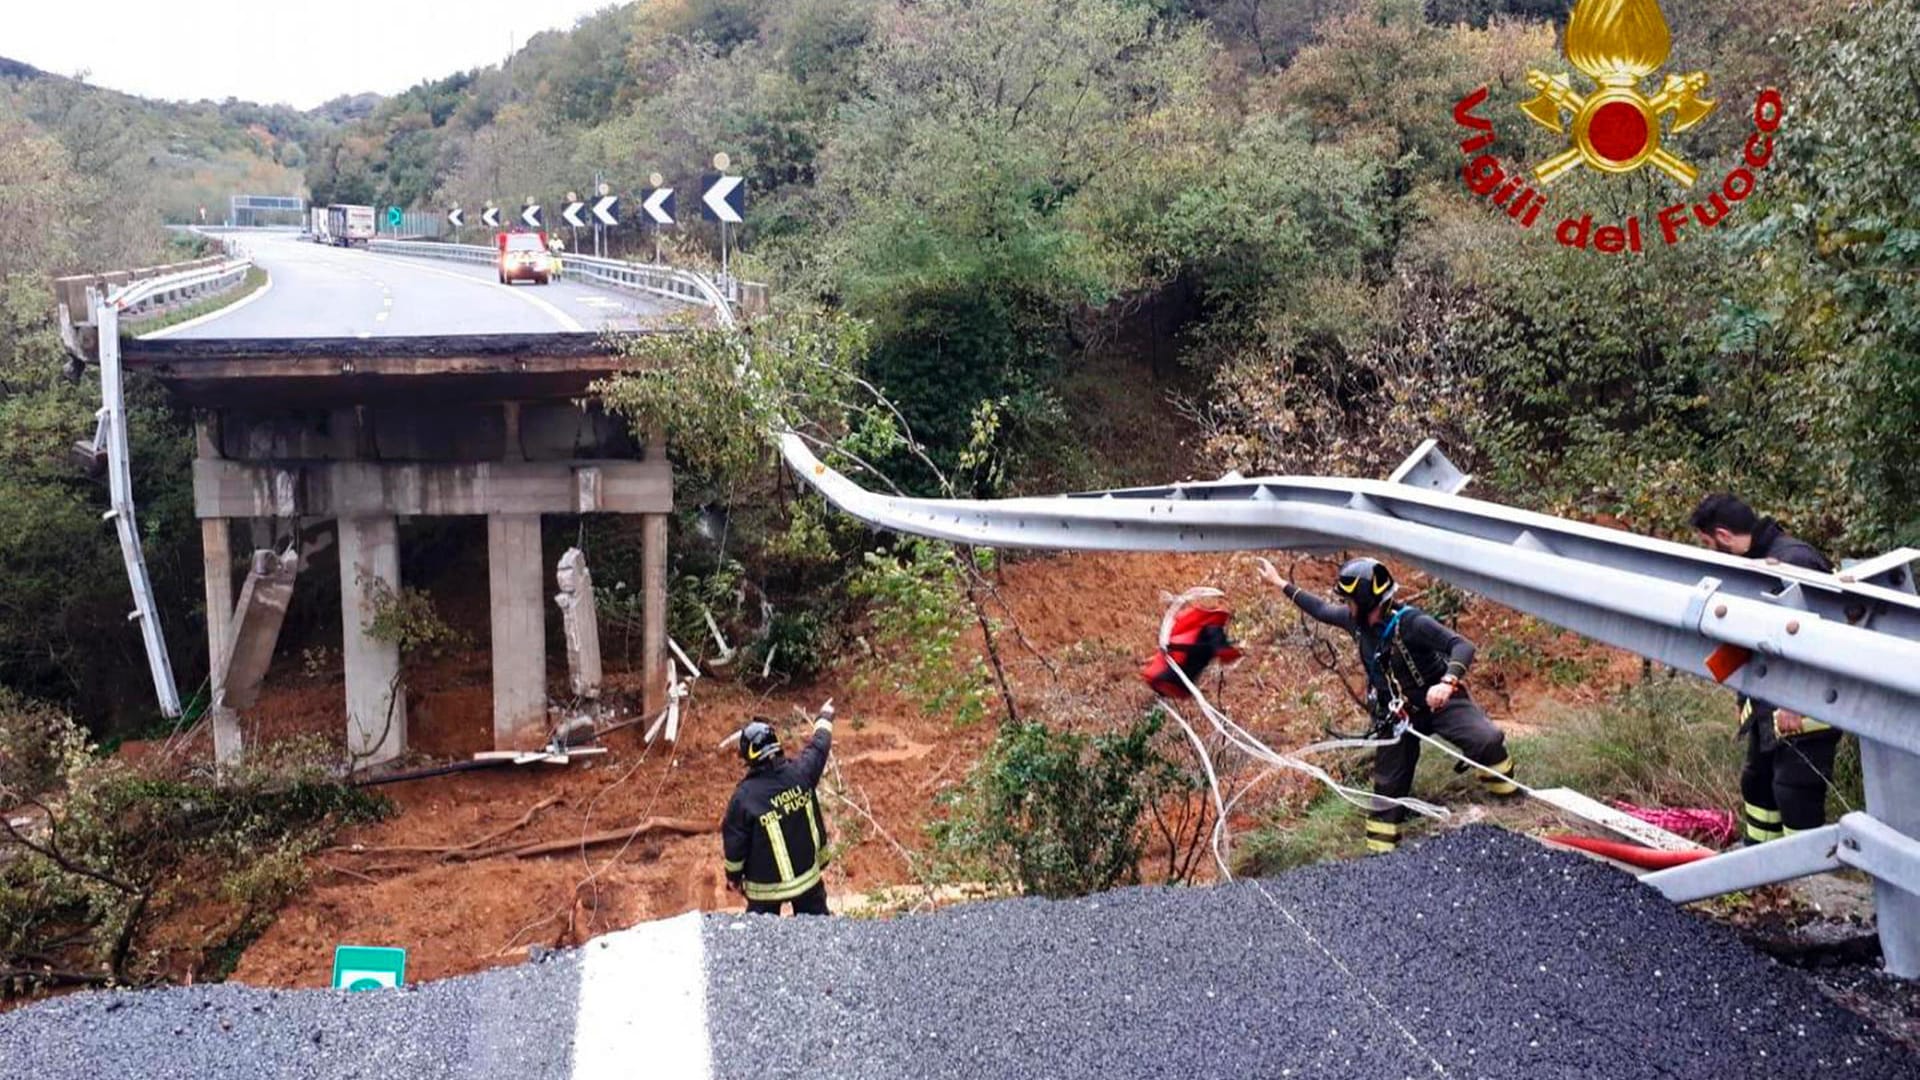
325, 204, 376, 247
309, 207, 330, 243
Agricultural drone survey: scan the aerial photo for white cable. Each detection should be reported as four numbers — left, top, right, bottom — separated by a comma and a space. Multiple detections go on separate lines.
1150, 592, 1448, 881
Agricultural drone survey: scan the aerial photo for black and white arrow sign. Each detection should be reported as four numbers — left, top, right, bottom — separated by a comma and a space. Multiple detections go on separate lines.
480, 207, 501, 228
447, 207, 465, 228
562, 201, 587, 228
592, 194, 620, 226
521, 204, 543, 229
700, 174, 744, 224
642, 187, 675, 226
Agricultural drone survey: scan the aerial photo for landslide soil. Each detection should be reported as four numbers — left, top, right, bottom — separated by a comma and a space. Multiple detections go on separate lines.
186, 551, 1635, 989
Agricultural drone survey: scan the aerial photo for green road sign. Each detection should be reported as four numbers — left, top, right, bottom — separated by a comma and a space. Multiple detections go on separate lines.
332, 945, 407, 991
386, 206, 404, 228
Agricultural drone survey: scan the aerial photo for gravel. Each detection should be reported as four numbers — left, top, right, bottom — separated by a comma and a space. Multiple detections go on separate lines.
0, 946, 581, 1080
704, 826, 1918, 1079
5, 826, 1912, 1079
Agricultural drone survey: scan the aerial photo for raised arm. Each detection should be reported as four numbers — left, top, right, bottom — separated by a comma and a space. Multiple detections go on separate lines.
1258, 558, 1358, 631
794, 700, 835, 789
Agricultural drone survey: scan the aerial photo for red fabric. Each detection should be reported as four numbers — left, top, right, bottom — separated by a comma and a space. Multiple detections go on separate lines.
1142, 607, 1240, 699
1610, 801, 1738, 847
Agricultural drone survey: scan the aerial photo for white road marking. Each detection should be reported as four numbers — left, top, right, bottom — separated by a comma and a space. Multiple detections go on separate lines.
358, 250, 586, 332
375, 311, 389, 322
136, 275, 274, 339
571, 911, 712, 1080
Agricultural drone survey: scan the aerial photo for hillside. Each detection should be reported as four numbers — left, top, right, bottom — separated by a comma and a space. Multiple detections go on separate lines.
0, 54, 317, 228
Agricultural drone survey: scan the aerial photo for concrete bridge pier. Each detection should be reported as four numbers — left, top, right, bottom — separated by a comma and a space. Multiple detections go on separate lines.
139, 335, 672, 772
489, 514, 547, 750
339, 511, 406, 766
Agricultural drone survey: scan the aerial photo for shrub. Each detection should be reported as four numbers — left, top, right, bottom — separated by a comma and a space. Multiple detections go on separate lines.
932, 708, 1200, 898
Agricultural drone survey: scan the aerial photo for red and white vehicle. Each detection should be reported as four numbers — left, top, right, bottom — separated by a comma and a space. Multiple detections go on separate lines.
496, 230, 558, 285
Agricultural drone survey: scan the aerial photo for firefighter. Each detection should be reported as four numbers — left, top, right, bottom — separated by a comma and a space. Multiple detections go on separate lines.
722, 702, 835, 915
1689, 493, 1839, 844
1260, 557, 1518, 853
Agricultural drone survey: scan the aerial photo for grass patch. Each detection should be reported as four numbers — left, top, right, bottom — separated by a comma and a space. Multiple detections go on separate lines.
123, 266, 267, 337
1233, 677, 1791, 877
1508, 677, 1741, 810
1235, 790, 1368, 876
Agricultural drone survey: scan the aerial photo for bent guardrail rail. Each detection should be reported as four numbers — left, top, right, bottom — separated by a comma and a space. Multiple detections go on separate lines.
80, 252, 257, 720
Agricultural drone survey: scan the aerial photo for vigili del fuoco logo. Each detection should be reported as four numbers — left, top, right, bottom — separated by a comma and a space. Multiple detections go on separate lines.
1451, 0, 1783, 253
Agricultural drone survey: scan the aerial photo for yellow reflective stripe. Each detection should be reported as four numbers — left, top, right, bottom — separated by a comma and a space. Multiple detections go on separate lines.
1366, 838, 1396, 854
1365, 820, 1400, 837
723, 858, 744, 872
1483, 757, 1515, 776
1746, 825, 1781, 843
1791, 719, 1832, 735
762, 813, 795, 882
1745, 803, 1783, 824
814, 718, 833, 734
1481, 779, 1519, 795
743, 862, 822, 902
805, 799, 821, 853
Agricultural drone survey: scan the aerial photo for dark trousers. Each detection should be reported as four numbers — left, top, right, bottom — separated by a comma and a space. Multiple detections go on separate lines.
746, 880, 830, 916
1367, 696, 1515, 853
1741, 728, 1839, 843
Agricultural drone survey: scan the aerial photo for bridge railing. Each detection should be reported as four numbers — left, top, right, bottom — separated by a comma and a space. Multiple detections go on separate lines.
54, 239, 251, 328
364, 239, 767, 314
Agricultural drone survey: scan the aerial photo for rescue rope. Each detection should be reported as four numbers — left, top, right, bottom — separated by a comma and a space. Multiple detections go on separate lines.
1151, 589, 1448, 880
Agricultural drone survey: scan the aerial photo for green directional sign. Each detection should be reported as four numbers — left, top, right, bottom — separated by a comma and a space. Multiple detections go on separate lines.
386, 205, 404, 228
332, 945, 407, 991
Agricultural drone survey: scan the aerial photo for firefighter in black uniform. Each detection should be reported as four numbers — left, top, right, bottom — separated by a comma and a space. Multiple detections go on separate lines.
1261, 556, 1518, 853
1690, 493, 1839, 843
722, 702, 835, 915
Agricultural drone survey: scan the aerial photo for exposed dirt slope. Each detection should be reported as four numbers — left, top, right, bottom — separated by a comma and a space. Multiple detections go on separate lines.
218, 551, 1634, 988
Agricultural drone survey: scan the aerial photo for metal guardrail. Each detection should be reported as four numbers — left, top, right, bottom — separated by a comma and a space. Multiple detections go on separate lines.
78, 251, 260, 721
774, 431, 1920, 977
364, 239, 756, 311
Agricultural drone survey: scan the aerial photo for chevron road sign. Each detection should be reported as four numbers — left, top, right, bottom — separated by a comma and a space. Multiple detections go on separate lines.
593, 194, 620, 226
700, 174, 743, 223
562, 201, 588, 228
642, 187, 675, 225
480, 206, 501, 228
521, 204, 543, 229
447, 207, 465, 228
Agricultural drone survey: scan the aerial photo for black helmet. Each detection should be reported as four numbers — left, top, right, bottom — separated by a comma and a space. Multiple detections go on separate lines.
739, 719, 782, 765
1335, 557, 1397, 615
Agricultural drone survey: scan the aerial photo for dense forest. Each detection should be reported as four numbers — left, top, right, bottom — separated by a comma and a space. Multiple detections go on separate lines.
2, 0, 1917, 730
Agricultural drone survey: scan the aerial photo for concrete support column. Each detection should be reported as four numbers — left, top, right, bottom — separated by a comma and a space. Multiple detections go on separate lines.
339, 514, 405, 766
641, 513, 668, 720
642, 430, 670, 719
489, 514, 548, 750
200, 518, 242, 766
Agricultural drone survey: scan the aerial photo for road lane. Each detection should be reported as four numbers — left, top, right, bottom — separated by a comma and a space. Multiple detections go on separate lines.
165, 233, 677, 339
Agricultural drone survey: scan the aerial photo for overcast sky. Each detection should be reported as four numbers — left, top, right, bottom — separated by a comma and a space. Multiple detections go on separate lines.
5, 0, 620, 109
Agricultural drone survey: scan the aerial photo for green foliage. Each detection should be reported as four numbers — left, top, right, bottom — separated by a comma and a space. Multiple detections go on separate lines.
1235, 787, 1369, 875
849, 538, 990, 725
1718, 0, 1920, 549
931, 709, 1196, 897
360, 579, 470, 659
1511, 678, 1741, 810
1, 701, 386, 994
601, 308, 872, 493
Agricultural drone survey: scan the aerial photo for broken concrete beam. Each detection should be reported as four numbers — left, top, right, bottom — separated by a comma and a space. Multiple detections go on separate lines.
217, 547, 299, 712
554, 547, 603, 701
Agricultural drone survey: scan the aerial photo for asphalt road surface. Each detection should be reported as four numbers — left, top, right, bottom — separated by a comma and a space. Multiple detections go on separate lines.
153, 232, 676, 339
2, 828, 1912, 1079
